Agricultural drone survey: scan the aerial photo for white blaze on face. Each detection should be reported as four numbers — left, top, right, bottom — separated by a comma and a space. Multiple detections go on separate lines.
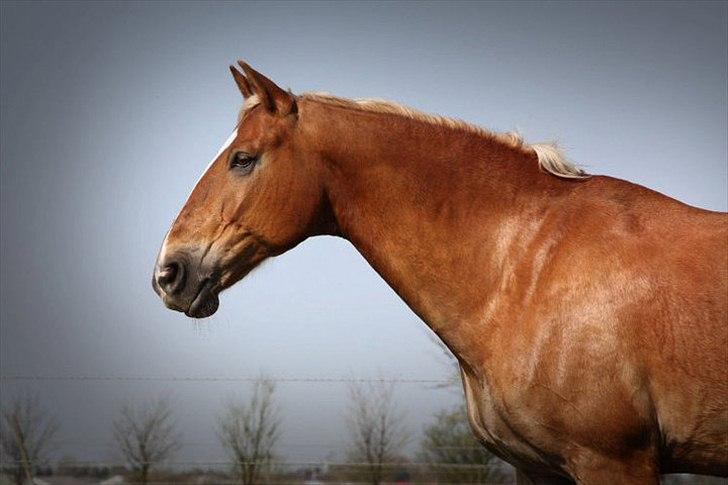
211, 128, 240, 166
159, 128, 238, 261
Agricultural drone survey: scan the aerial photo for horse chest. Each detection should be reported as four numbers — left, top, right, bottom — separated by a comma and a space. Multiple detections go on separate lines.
460, 365, 567, 473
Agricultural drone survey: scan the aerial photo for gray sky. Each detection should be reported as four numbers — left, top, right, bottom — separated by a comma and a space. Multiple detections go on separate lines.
1, 1, 726, 466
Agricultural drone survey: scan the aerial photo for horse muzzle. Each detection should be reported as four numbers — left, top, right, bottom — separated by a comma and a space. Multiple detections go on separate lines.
152, 249, 220, 318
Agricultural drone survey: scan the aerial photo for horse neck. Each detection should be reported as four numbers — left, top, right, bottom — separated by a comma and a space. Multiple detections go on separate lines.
301, 100, 566, 363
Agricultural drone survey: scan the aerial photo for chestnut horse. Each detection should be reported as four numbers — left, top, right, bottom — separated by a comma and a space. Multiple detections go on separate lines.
153, 62, 727, 483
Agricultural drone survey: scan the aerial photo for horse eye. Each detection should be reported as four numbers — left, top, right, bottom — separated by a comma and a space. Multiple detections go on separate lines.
229, 152, 257, 173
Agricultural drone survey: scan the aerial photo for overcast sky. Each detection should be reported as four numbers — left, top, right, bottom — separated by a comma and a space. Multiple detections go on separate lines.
1, 1, 726, 466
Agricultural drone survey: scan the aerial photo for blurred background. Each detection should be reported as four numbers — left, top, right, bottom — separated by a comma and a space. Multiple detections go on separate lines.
1, 1, 726, 483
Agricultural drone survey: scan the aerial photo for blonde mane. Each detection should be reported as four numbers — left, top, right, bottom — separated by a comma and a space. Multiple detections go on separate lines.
240, 92, 588, 179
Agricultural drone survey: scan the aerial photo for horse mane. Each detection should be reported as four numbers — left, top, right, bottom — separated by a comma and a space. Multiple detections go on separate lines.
240, 92, 588, 179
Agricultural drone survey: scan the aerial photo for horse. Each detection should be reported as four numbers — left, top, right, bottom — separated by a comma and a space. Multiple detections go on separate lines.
152, 61, 727, 484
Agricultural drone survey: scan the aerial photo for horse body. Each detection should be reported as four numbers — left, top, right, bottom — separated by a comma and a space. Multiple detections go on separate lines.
153, 63, 727, 483
452, 180, 728, 482
305, 98, 727, 482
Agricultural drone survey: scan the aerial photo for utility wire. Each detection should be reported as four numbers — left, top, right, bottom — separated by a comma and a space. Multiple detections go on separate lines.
0, 374, 451, 384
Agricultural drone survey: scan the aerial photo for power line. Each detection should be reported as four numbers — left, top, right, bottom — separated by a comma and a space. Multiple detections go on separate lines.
43, 439, 483, 451
0, 375, 451, 384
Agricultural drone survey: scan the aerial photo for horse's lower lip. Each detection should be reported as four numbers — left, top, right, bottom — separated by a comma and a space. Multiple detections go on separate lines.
185, 279, 219, 318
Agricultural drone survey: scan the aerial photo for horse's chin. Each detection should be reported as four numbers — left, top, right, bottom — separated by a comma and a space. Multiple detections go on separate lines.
185, 279, 220, 318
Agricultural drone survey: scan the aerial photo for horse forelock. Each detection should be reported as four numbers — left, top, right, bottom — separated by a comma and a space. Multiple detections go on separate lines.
237, 94, 261, 122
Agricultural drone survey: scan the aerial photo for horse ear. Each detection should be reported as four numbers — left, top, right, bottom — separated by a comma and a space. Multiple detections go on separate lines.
229, 65, 253, 98
237, 61, 296, 116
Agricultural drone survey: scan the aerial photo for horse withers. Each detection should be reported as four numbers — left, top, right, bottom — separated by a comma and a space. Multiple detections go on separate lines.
153, 62, 727, 484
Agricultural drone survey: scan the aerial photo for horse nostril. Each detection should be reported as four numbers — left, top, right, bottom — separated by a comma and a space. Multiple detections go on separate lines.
158, 264, 177, 285
157, 261, 185, 295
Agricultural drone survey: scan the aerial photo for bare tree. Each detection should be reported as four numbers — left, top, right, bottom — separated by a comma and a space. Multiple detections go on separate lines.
418, 404, 508, 483
0, 393, 58, 485
346, 380, 409, 485
112, 397, 181, 485
217, 378, 280, 484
